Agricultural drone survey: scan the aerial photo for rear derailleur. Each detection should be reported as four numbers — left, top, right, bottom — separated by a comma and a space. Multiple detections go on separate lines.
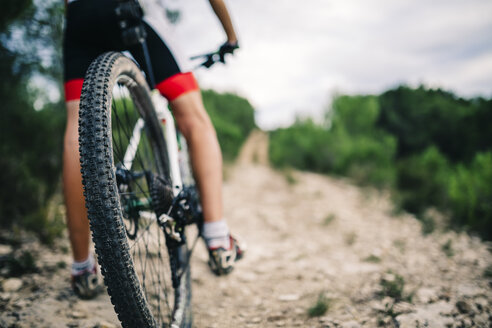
151, 176, 202, 247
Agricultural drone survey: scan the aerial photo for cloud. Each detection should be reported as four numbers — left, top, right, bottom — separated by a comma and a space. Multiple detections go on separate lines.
173, 0, 492, 129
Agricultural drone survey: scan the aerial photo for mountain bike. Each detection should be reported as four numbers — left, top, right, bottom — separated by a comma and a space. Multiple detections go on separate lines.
77, 2, 225, 326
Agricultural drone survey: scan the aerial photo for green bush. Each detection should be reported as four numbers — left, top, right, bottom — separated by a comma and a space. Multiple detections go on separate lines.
378, 86, 492, 162
448, 152, 492, 238
329, 96, 397, 187
202, 90, 256, 160
1, 250, 38, 277
270, 95, 396, 188
395, 146, 451, 215
268, 86, 492, 239
269, 119, 332, 172
379, 271, 407, 302
330, 95, 380, 135
307, 293, 331, 317
0, 99, 65, 233
332, 131, 397, 187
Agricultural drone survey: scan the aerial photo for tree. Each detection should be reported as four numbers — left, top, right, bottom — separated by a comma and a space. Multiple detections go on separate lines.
378, 85, 491, 162
0, 0, 65, 240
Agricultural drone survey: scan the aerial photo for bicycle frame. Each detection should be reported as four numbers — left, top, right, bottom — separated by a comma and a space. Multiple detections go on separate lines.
121, 90, 185, 197
152, 91, 183, 196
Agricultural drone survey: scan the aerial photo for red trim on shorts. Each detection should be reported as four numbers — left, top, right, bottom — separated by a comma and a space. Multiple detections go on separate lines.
64, 79, 84, 101
156, 72, 199, 101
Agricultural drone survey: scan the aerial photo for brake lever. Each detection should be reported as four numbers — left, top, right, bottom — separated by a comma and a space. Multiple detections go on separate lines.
190, 52, 215, 60
190, 52, 222, 69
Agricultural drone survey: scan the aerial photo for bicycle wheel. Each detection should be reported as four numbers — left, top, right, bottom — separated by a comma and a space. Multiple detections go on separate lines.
79, 52, 192, 328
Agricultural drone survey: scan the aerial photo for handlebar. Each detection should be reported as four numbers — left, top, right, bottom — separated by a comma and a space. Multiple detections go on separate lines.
190, 51, 225, 69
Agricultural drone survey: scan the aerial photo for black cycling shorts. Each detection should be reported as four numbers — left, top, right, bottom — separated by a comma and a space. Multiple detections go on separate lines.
63, 0, 198, 101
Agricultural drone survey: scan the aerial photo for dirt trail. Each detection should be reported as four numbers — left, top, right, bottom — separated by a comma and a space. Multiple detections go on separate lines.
237, 130, 269, 166
1, 131, 491, 327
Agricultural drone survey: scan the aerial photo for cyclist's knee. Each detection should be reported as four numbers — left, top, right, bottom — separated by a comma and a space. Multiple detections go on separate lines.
171, 93, 214, 140
176, 111, 215, 141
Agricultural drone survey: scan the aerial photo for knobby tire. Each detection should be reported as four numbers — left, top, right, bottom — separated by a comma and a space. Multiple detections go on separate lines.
78, 52, 192, 328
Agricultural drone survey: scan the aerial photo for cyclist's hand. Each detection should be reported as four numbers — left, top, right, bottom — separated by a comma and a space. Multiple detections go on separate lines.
218, 40, 239, 63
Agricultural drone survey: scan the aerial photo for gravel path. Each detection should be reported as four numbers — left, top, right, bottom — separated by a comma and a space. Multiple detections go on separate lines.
1, 131, 491, 327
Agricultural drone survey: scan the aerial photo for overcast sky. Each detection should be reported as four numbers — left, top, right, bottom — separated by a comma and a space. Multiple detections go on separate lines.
170, 0, 492, 129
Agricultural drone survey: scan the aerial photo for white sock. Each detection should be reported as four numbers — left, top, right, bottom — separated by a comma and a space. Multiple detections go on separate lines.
71, 253, 95, 276
202, 220, 230, 249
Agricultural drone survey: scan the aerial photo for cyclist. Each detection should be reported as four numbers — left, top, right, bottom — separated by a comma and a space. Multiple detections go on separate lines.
63, 0, 244, 299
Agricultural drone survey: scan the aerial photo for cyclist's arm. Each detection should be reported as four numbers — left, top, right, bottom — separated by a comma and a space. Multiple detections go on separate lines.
208, 0, 237, 43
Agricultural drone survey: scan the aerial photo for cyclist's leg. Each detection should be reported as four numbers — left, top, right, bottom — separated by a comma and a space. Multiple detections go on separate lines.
63, 29, 99, 265
63, 4, 105, 294
63, 0, 116, 266
63, 44, 94, 266
64, 96, 103, 299
63, 96, 90, 262
129, 20, 224, 223
170, 91, 224, 222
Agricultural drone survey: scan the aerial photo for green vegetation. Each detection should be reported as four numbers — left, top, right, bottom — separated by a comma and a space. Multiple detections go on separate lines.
269, 86, 492, 239
363, 254, 382, 263
202, 89, 256, 161
441, 239, 454, 258
270, 96, 397, 188
307, 293, 331, 317
56, 260, 67, 269
484, 265, 492, 279
394, 146, 450, 215
1, 251, 38, 277
448, 152, 492, 236
379, 272, 406, 302
281, 168, 298, 185
420, 215, 436, 235
322, 213, 336, 226
0, 0, 66, 241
